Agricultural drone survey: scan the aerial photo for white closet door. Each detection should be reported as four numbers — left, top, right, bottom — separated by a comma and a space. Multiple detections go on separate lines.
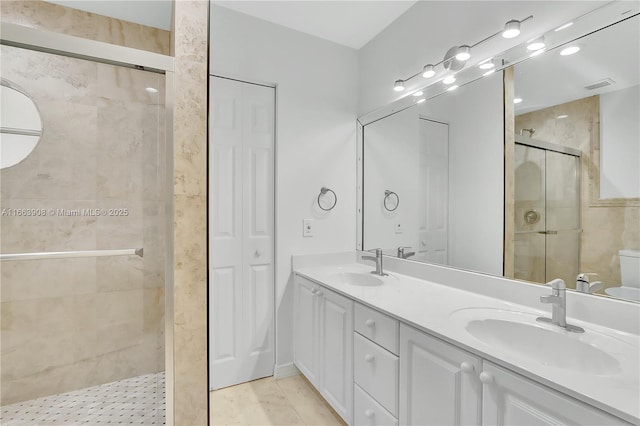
209, 76, 275, 390
418, 118, 449, 264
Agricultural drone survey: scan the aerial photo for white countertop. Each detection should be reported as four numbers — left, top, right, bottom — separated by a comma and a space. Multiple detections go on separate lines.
294, 262, 640, 424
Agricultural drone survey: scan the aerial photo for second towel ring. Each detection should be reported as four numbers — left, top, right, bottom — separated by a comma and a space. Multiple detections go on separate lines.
384, 190, 399, 211
318, 187, 337, 211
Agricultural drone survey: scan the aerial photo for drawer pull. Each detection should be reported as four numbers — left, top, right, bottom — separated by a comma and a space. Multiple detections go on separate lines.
460, 361, 474, 373
364, 409, 375, 418
365, 319, 375, 327
364, 354, 375, 362
479, 371, 494, 384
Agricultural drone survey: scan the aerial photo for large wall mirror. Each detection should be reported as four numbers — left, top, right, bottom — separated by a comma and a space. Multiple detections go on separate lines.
357, 2, 640, 302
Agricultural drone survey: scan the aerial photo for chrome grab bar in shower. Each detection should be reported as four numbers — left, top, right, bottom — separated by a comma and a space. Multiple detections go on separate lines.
0, 248, 143, 261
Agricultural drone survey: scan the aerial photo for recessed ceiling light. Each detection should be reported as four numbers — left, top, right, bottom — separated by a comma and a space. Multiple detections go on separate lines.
557, 114, 569, 119
530, 48, 546, 57
443, 76, 456, 85
514, 98, 523, 104
483, 69, 496, 77
145, 87, 158, 93
417, 98, 426, 104
447, 85, 459, 92
560, 46, 581, 56
394, 80, 405, 92
555, 22, 573, 31
412, 91, 424, 97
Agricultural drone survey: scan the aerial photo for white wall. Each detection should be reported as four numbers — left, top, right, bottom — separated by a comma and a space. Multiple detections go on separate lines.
358, 1, 607, 115
600, 84, 640, 199
209, 4, 358, 367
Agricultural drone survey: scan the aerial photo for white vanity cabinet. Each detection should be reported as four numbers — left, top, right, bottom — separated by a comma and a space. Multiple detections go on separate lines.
293, 275, 353, 424
481, 362, 631, 426
399, 324, 482, 425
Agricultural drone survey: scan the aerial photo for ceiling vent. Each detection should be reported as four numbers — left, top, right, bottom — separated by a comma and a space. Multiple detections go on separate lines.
584, 78, 616, 90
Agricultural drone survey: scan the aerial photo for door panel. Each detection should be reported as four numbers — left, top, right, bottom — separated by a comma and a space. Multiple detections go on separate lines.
210, 76, 275, 389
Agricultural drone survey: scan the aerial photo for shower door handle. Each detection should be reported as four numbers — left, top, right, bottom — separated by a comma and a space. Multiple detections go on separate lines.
538, 230, 558, 235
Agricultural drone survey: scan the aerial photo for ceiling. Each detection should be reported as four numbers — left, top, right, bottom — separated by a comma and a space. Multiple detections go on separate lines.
44, 1, 418, 49
514, 14, 639, 115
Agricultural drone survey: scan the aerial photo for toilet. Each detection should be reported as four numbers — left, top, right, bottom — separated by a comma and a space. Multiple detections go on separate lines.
605, 249, 640, 301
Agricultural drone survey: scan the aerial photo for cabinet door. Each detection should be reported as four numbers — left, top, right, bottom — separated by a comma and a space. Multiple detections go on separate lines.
318, 287, 354, 424
481, 361, 630, 425
294, 277, 319, 386
400, 324, 482, 426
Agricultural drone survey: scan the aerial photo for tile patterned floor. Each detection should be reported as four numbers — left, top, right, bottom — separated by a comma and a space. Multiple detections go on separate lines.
210, 374, 346, 426
0, 372, 165, 425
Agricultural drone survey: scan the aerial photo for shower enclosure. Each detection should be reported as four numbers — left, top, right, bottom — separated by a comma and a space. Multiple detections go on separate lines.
0, 26, 171, 424
513, 136, 581, 287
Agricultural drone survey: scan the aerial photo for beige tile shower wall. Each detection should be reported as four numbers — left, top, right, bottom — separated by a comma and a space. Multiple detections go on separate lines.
0, 46, 166, 405
515, 96, 640, 290
0, 0, 170, 55
170, 1, 209, 425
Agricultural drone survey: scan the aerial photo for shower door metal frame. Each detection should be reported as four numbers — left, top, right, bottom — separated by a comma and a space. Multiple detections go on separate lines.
0, 22, 176, 425
514, 136, 582, 284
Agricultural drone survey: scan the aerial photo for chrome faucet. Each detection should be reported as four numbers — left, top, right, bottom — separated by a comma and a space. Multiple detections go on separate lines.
575, 273, 603, 294
397, 246, 415, 259
537, 279, 584, 333
362, 248, 388, 276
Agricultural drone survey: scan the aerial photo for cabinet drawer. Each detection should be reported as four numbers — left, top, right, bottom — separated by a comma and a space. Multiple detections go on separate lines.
354, 333, 399, 416
354, 384, 398, 426
355, 303, 399, 355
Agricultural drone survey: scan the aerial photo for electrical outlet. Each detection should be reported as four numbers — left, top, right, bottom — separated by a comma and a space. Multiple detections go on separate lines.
303, 219, 314, 237
395, 223, 403, 234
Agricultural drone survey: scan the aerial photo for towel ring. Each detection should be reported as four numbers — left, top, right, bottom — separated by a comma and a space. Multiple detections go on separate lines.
384, 190, 399, 212
318, 187, 337, 211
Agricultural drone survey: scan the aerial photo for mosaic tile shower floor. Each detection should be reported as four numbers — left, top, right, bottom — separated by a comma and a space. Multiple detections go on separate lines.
0, 372, 165, 425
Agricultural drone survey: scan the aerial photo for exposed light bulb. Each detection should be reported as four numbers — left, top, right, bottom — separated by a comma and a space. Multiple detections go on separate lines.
560, 46, 580, 56
502, 20, 521, 39
417, 98, 426, 104
422, 64, 435, 78
394, 79, 405, 92
455, 45, 471, 61
447, 85, 459, 92
412, 91, 424, 97
514, 98, 523, 104
443, 76, 456, 85
555, 22, 573, 32
483, 69, 496, 77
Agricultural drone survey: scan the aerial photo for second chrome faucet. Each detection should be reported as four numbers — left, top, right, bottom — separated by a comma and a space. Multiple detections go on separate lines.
537, 278, 584, 333
362, 248, 388, 276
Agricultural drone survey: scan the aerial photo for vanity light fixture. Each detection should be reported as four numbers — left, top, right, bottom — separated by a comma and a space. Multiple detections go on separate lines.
422, 64, 436, 78
443, 76, 456, 85
455, 45, 471, 61
530, 48, 546, 57
447, 85, 459, 92
514, 98, 523, 104
560, 45, 581, 56
479, 58, 496, 70
392, 15, 532, 92
412, 91, 424, 97
527, 37, 545, 51
555, 22, 573, 31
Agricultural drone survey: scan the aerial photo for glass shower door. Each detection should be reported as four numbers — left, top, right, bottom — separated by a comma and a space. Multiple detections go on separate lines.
514, 143, 580, 286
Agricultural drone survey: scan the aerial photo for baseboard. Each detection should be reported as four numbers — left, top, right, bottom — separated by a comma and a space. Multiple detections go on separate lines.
274, 363, 300, 379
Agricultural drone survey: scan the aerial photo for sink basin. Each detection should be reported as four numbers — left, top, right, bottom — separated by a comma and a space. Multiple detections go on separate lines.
451, 308, 636, 375
328, 271, 384, 287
